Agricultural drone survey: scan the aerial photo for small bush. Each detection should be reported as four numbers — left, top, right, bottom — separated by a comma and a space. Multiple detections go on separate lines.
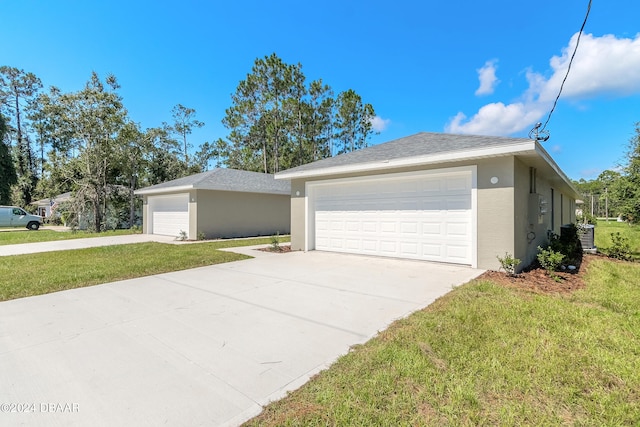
577, 212, 597, 225
270, 232, 281, 252
605, 232, 632, 261
177, 230, 188, 241
197, 231, 206, 241
497, 252, 520, 276
537, 246, 565, 279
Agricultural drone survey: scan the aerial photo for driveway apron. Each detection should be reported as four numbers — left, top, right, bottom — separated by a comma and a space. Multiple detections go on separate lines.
0, 248, 482, 426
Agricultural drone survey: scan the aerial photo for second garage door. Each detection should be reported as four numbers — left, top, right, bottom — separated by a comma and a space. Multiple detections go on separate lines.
148, 193, 189, 237
309, 168, 475, 265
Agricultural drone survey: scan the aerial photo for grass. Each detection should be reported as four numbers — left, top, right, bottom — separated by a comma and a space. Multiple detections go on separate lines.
0, 236, 288, 301
0, 228, 137, 245
244, 258, 640, 426
593, 220, 640, 259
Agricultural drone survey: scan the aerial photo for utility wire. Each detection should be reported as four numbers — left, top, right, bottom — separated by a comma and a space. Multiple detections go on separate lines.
541, 0, 592, 131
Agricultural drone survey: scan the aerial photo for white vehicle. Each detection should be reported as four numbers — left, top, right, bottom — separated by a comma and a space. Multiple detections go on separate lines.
0, 206, 43, 230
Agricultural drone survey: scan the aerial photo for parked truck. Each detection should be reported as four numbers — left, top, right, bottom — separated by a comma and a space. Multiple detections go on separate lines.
0, 206, 43, 230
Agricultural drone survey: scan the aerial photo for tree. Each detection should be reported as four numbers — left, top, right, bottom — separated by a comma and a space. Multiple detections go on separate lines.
223, 53, 299, 173
113, 121, 145, 228
51, 72, 127, 231
141, 126, 184, 186
194, 138, 228, 170
0, 66, 42, 205
613, 122, 640, 223
171, 104, 204, 167
222, 53, 376, 173
334, 89, 376, 154
0, 114, 17, 204
306, 79, 334, 160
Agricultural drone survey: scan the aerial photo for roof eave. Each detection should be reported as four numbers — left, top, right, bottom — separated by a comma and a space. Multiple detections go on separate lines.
275, 141, 536, 180
534, 142, 582, 200
134, 184, 194, 196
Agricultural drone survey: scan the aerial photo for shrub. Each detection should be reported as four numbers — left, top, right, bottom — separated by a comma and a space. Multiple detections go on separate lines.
550, 224, 583, 265
197, 231, 206, 241
496, 252, 520, 276
537, 246, 565, 279
270, 232, 281, 252
605, 232, 632, 261
177, 230, 188, 241
576, 211, 597, 225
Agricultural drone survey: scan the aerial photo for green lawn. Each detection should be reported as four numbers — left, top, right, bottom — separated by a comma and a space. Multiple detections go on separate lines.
0, 236, 287, 301
0, 228, 137, 245
594, 220, 640, 259
244, 257, 640, 426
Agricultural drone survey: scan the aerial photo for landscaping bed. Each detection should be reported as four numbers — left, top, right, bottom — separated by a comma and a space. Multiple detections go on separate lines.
479, 255, 590, 295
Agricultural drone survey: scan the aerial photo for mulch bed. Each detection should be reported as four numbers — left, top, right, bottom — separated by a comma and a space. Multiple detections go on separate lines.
257, 245, 292, 253
477, 255, 595, 295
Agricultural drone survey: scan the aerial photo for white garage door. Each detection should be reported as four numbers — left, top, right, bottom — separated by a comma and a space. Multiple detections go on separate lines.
310, 169, 474, 265
148, 194, 189, 237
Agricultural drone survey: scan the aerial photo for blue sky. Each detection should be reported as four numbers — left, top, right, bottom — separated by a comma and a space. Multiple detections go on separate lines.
3, 0, 639, 180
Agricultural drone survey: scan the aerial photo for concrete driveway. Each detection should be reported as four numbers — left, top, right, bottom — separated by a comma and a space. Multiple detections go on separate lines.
0, 247, 482, 426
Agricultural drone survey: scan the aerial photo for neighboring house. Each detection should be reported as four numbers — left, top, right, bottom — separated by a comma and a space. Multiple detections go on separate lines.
32, 192, 72, 219
135, 168, 291, 240
32, 188, 141, 230
275, 132, 580, 272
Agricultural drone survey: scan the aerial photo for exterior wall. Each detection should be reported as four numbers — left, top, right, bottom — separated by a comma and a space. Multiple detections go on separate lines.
476, 157, 515, 271
188, 190, 197, 240
514, 158, 533, 269
290, 157, 516, 270
194, 190, 290, 239
141, 195, 149, 234
514, 158, 578, 271
290, 180, 306, 251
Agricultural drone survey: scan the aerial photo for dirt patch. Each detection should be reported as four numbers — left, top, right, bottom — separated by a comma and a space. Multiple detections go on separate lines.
257, 245, 292, 254
478, 255, 595, 295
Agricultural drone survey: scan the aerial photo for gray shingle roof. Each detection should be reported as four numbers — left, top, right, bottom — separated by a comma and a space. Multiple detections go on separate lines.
277, 132, 532, 176
135, 168, 290, 195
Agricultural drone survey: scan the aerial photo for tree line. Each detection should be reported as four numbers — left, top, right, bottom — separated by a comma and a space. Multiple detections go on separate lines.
0, 54, 377, 231
573, 122, 640, 224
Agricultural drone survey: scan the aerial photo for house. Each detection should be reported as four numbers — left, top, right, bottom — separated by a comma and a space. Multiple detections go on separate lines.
275, 132, 580, 271
135, 168, 291, 240
32, 188, 141, 230
32, 192, 72, 219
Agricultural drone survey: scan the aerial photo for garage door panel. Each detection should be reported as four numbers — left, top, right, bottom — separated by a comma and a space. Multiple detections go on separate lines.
400, 242, 419, 256
400, 222, 418, 234
148, 194, 189, 237
379, 241, 397, 253
447, 221, 470, 236
422, 243, 443, 258
312, 170, 473, 265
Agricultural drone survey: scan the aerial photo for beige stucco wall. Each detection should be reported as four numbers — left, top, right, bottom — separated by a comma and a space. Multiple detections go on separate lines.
514, 158, 533, 269
513, 157, 578, 271
194, 190, 290, 239
476, 157, 515, 271
290, 180, 307, 251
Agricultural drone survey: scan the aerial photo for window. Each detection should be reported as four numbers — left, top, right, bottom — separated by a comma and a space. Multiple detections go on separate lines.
12, 208, 25, 216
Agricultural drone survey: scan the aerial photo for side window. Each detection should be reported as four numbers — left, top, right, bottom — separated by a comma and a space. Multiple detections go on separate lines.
12, 208, 25, 216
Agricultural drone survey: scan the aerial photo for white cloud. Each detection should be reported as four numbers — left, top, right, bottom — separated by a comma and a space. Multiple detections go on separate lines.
447, 33, 640, 136
370, 115, 391, 132
447, 102, 546, 135
475, 60, 499, 96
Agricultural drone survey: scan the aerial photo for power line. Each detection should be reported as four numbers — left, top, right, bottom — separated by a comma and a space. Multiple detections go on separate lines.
541, 0, 593, 132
